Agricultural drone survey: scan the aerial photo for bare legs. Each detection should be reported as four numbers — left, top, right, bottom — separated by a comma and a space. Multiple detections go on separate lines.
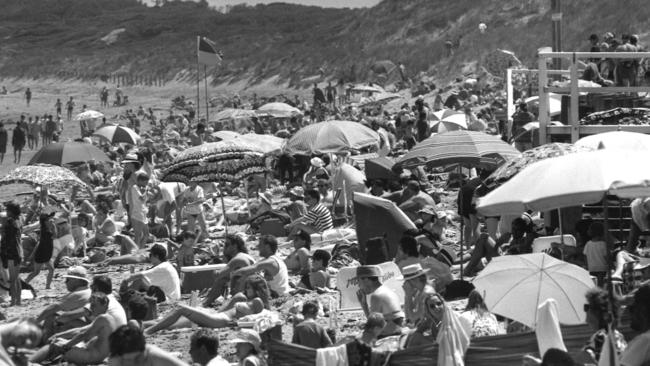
144, 304, 232, 334
25, 261, 55, 289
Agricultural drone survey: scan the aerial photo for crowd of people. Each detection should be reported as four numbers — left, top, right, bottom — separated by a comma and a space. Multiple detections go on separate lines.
0, 42, 648, 365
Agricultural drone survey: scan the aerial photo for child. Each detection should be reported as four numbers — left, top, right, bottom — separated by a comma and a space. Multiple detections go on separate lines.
299, 249, 331, 290
130, 172, 151, 248
583, 222, 609, 286
169, 229, 200, 270
291, 301, 332, 349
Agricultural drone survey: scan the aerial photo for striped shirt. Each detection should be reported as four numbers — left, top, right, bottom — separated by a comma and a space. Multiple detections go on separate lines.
304, 203, 333, 233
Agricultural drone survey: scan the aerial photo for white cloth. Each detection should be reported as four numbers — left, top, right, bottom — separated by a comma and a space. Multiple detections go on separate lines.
316, 344, 348, 366
267, 255, 291, 296
159, 182, 186, 204
206, 355, 230, 366
141, 261, 181, 302
107, 294, 128, 326
436, 305, 470, 366
535, 299, 566, 356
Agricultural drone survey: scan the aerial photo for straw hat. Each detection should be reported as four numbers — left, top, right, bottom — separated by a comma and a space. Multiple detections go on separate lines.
122, 153, 139, 164
62, 266, 89, 283
231, 329, 262, 352
289, 186, 304, 199
401, 263, 430, 281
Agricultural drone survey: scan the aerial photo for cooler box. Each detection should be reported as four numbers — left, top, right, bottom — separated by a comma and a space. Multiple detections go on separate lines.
259, 218, 286, 237
180, 264, 226, 294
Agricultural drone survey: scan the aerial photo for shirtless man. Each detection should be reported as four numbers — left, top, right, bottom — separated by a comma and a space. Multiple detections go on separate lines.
356, 265, 405, 338
231, 235, 291, 298
203, 234, 255, 307
31, 292, 119, 365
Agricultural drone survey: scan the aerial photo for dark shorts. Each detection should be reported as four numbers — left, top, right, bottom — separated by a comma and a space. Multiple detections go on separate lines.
1, 255, 21, 268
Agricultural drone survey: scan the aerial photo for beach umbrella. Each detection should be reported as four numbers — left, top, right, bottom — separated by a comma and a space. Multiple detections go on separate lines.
74, 110, 104, 121
93, 124, 140, 145
473, 253, 594, 328
160, 140, 266, 183
476, 149, 650, 217
29, 142, 109, 166
238, 134, 286, 155
575, 131, 650, 151
395, 130, 519, 169
284, 120, 380, 155
351, 84, 384, 94
353, 192, 416, 260
429, 109, 468, 133
481, 143, 592, 191
0, 164, 87, 191
256, 102, 302, 118
364, 156, 398, 181
212, 108, 257, 123
331, 162, 367, 207
525, 93, 562, 117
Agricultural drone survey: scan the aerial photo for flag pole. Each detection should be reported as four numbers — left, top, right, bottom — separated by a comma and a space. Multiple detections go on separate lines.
196, 36, 201, 123
204, 65, 210, 123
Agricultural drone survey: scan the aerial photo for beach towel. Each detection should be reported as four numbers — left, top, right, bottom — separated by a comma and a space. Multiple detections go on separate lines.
535, 299, 566, 356
436, 305, 470, 366
315, 344, 348, 366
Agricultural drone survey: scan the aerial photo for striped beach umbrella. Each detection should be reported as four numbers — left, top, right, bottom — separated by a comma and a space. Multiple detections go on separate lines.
93, 124, 140, 145
429, 109, 468, 133
284, 120, 380, 155
395, 130, 519, 169
29, 142, 110, 166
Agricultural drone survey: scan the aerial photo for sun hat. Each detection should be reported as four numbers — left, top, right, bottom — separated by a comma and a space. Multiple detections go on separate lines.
122, 153, 139, 164
310, 157, 325, 168
418, 205, 438, 217
231, 329, 262, 352
401, 263, 430, 281
62, 266, 89, 283
289, 186, 305, 199
356, 265, 383, 279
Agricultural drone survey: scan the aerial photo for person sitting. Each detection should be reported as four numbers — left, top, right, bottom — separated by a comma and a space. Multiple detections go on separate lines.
292, 300, 332, 349
394, 235, 421, 270
619, 284, 650, 366
88, 206, 117, 247
144, 274, 270, 335
107, 324, 189, 366
249, 191, 291, 231
401, 263, 436, 328
37, 266, 92, 338
284, 186, 308, 221
356, 265, 405, 338
285, 190, 333, 236
574, 288, 627, 364
0, 318, 42, 366
190, 329, 229, 366
316, 179, 334, 208
463, 216, 537, 277
121, 243, 181, 302
300, 249, 331, 290
203, 234, 255, 307
168, 230, 200, 270
398, 181, 436, 221
231, 329, 266, 366
284, 230, 311, 276
231, 235, 291, 298
459, 290, 501, 339
303, 157, 330, 186
126, 293, 150, 330
31, 292, 120, 365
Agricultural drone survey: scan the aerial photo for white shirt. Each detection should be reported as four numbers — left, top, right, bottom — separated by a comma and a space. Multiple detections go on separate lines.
207, 356, 230, 366
107, 294, 128, 326
141, 261, 181, 302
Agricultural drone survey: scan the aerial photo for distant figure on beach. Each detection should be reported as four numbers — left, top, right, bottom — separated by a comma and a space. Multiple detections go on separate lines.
66, 97, 75, 121
12, 120, 26, 164
0, 122, 8, 163
55, 98, 62, 117
100, 87, 109, 108
0, 86, 6, 95
25, 88, 32, 107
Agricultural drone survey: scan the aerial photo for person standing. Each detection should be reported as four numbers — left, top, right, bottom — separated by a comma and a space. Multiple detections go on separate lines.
0, 122, 7, 164
1, 202, 23, 306
130, 172, 151, 248
25, 88, 31, 107
55, 98, 62, 118
12, 120, 26, 164
25, 212, 57, 290
29, 116, 40, 150
66, 97, 75, 121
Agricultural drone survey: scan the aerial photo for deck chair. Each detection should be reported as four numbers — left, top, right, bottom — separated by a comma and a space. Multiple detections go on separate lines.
532, 234, 576, 253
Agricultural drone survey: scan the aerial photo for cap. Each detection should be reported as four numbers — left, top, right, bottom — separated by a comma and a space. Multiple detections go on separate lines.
62, 266, 89, 283
356, 265, 382, 279
289, 186, 305, 199
310, 157, 324, 168
231, 329, 262, 352
401, 263, 430, 281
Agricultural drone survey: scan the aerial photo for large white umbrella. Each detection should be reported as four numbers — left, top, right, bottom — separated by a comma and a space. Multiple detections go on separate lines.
575, 131, 650, 151
473, 253, 594, 328
256, 102, 302, 118
476, 149, 650, 217
74, 110, 103, 121
284, 120, 380, 155
93, 124, 140, 145
525, 93, 562, 117
429, 109, 468, 132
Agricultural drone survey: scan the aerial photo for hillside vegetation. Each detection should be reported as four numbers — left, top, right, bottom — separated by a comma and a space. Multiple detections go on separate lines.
0, 0, 649, 87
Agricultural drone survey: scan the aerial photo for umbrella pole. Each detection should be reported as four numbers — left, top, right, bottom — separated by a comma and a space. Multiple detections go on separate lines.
459, 165, 464, 280
219, 183, 228, 236
558, 209, 564, 244
603, 195, 617, 327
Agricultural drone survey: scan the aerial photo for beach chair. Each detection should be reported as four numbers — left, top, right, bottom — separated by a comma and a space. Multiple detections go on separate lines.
532, 234, 576, 253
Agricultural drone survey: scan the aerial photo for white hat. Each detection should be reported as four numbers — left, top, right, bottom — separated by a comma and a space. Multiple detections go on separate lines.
401, 263, 430, 281
310, 157, 324, 168
62, 266, 89, 283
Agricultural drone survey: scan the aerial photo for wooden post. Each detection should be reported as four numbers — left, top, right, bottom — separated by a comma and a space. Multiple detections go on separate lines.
539, 56, 549, 145
551, 0, 562, 72
569, 53, 580, 142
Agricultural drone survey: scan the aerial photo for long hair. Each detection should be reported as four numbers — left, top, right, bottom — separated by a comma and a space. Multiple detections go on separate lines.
465, 290, 489, 316
245, 274, 271, 309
